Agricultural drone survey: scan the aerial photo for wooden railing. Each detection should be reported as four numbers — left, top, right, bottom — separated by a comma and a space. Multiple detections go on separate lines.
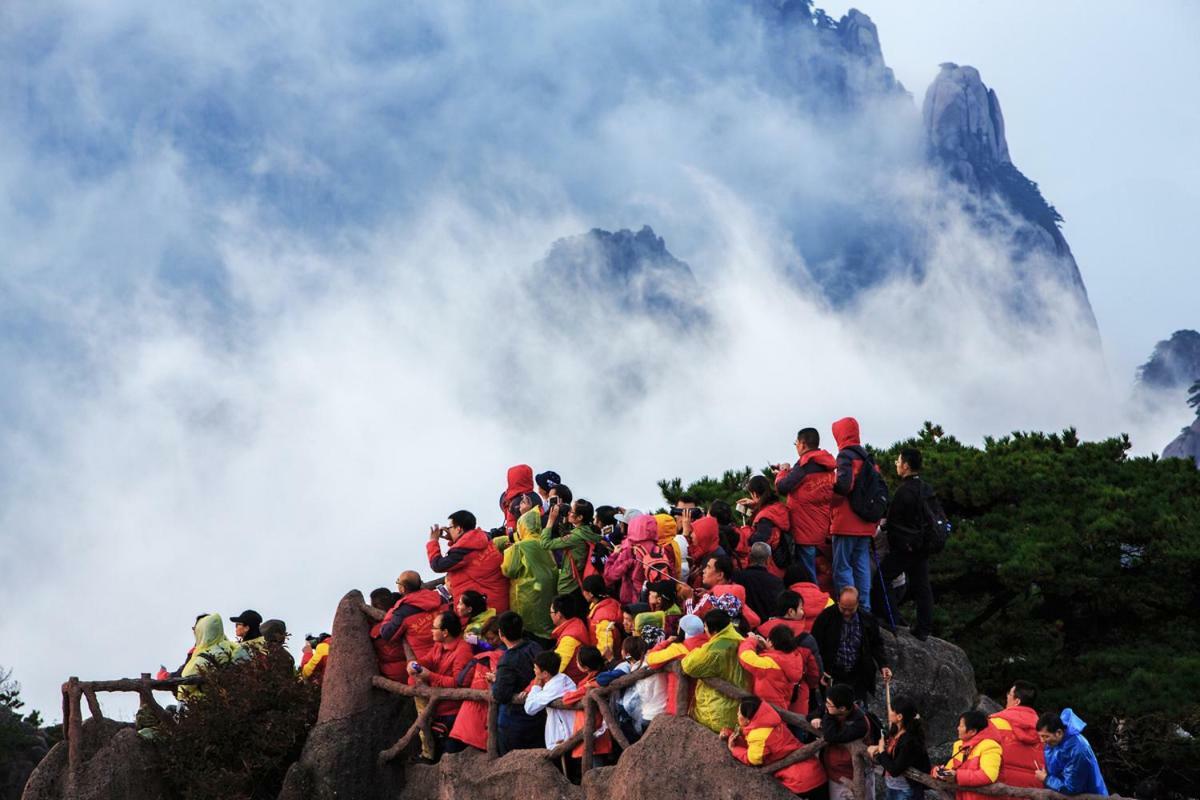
59, 672, 200, 798
361, 603, 1135, 800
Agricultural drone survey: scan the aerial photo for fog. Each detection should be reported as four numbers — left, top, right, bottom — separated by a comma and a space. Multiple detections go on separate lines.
0, 1, 1170, 722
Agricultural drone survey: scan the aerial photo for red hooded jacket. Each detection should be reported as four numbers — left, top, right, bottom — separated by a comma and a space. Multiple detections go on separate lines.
788, 582, 833, 634
449, 650, 503, 751
427, 528, 511, 613
376, 589, 447, 672
775, 448, 836, 546
688, 516, 721, 567
730, 702, 826, 794
752, 502, 791, 578
553, 617, 593, 683
737, 638, 821, 716
415, 637, 475, 716
501, 464, 534, 529
989, 705, 1045, 789
831, 417, 879, 536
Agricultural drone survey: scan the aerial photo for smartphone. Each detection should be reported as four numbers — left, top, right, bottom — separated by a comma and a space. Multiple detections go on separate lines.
549, 497, 560, 507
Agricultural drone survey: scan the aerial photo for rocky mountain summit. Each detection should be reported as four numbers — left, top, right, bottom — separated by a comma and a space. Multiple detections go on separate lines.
1163, 417, 1200, 468
1138, 329, 1200, 391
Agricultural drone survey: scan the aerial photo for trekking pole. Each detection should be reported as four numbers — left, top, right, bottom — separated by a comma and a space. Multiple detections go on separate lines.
870, 539, 897, 632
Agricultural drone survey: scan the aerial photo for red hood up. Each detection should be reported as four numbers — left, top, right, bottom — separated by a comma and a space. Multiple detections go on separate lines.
832, 417, 861, 450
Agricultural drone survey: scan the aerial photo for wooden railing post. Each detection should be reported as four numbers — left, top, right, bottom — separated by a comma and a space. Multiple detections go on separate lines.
65, 677, 83, 799
581, 692, 595, 774
672, 661, 689, 717
849, 740, 869, 800
486, 696, 500, 759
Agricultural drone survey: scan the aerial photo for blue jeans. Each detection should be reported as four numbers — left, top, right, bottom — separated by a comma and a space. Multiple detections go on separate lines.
832, 535, 872, 611
797, 545, 817, 583
886, 786, 914, 800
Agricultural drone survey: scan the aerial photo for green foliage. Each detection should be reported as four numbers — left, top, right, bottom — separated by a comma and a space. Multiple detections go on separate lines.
664, 424, 1200, 796
156, 649, 320, 800
1188, 379, 1199, 415
0, 666, 44, 753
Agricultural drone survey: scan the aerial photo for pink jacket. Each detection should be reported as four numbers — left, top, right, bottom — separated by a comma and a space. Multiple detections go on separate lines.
603, 515, 659, 605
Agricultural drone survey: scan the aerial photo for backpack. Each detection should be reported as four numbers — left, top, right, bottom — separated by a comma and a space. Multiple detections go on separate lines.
920, 488, 953, 555
634, 544, 673, 582
569, 536, 609, 586
772, 526, 795, 569
847, 449, 889, 523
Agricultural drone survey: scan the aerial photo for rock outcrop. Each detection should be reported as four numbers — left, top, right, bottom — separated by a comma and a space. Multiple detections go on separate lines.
278, 591, 411, 800
1163, 416, 1200, 468
21, 720, 166, 800
872, 630, 981, 749
923, 63, 1097, 331
1137, 329, 1200, 392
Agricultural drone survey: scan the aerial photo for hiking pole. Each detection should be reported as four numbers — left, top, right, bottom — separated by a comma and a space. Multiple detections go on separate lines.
870, 539, 897, 632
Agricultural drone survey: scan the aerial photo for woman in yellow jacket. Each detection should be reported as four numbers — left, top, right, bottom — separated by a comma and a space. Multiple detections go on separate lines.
680, 610, 747, 733
937, 710, 1004, 800
179, 613, 238, 700
500, 503, 557, 641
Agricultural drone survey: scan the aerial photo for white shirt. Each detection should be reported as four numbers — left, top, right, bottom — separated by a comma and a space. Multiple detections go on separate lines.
523, 672, 577, 748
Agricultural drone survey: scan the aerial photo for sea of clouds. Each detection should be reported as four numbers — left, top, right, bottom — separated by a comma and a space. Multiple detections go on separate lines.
0, 1, 1167, 721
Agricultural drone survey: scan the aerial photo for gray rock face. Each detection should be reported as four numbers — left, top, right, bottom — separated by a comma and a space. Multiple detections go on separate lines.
21, 720, 166, 800
1163, 417, 1200, 468
400, 747, 579, 800
1138, 329, 1200, 391
922, 63, 1096, 330
870, 631, 980, 751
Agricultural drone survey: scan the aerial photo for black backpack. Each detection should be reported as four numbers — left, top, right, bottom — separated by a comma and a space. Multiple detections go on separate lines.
920, 488, 953, 554
847, 448, 889, 523
772, 526, 795, 569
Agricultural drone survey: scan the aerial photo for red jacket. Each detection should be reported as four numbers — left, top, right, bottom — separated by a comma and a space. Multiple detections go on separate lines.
416, 637, 475, 716
688, 516, 721, 567
989, 705, 1044, 789
645, 633, 709, 714
730, 702, 826, 794
775, 449, 836, 546
553, 617, 593, 683
831, 417, 879, 536
751, 502, 791, 578
427, 528, 511, 613
449, 650, 503, 751
564, 673, 612, 758
941, 729, 1004, 800
501, 464, 534, 529
370, 621, 409, 681
789, 582, 832, 634
737, 638, 821, 716
377, 588, 447, 674
588, 597, 623, 658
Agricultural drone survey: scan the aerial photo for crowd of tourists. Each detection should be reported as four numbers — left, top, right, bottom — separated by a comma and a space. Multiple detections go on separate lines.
167, 417, 1110, 798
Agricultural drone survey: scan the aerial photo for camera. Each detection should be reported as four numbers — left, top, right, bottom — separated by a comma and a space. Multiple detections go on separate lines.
671, 506, 703, 520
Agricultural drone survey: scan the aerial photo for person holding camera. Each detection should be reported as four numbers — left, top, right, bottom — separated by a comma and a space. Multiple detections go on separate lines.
427, 510, 510, 613
539, 497, 603, 595
934, 710, 1003, 800
774, 427, 837, 585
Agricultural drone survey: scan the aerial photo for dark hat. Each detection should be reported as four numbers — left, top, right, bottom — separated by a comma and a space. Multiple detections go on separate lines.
230, 609, 263, 627
535, 471, 561, 490
261, 619, 287, 643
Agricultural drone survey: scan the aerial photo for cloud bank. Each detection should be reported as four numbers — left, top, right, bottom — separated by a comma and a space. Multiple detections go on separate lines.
0, 1, 1131, 720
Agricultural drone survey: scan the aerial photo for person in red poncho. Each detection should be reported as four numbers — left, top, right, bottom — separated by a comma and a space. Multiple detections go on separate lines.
774, 426, 836, 586
499, 464, 534, 531
427, 509, 510, 613
447, 647, 503, 752
737, 626, 821, 716
988, 681, 1045, 791
830, 416, 880, 611
723, 696, 826, 797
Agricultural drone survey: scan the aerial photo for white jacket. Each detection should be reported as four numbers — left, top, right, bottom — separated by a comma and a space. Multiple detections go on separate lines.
523, 672, 577, 748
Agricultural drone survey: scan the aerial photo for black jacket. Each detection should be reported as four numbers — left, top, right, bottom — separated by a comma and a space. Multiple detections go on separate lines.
820, 705, 869, 743
492, 638, 542, 725
811, 605, 888, 694
732, 565, 785, 623
885, 475, 932, 554
875, 728, 932, 778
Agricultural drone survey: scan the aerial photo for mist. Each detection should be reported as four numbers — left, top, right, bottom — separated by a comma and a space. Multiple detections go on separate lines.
0, 1, 1150, 722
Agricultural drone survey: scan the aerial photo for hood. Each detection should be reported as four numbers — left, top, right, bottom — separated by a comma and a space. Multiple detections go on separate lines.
654, 513, 678, 544
754, 501, 789, 528
832, 417, 861, 449
800, 448, 836, 469
689, 516, 720, 558
994, 705, 1041, 743
554, 616, 590, 642
1061, 707, 1087, 737
400, 588, 446, 612
515, 507, 543, 542
505, 464, 534, 500
747, 699, 784, 730
627, 515, 659, 545
194, 614, 230, 651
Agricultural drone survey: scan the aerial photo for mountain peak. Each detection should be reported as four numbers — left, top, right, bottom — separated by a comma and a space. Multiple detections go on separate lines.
924, 63, 1010, 169
1138, 329, 1200, 390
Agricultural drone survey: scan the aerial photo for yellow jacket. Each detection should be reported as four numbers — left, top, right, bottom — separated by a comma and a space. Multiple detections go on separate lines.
680, 623, 747, 733
180, 614, 237, 699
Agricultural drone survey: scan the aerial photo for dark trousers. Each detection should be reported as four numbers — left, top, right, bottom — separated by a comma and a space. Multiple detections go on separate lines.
878, 550, 933, 637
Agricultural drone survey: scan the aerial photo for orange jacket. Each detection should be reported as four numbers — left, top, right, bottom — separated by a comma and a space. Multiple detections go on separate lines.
940, 730, 1003, 800
989, 705, 1044, 789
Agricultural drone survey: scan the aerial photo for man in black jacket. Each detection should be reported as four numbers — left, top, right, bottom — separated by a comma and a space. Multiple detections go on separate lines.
732, 542, 786, 622
811, 587, 891, 705
878, 448, 934, 640
490, 611, 544, 754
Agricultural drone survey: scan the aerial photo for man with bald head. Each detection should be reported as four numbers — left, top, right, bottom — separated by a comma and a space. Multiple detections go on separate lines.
811, 586, 891, 704
377, 570, 448, 673
732, 542, 785, 622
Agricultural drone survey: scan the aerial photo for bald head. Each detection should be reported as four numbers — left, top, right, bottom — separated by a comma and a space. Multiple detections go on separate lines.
397, 570, 423, 594
837, 586, 859, 618
749, 542, 771, 566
